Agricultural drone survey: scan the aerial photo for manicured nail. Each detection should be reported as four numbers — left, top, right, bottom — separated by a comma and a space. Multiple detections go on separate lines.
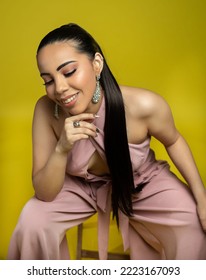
94, 114, 100, 118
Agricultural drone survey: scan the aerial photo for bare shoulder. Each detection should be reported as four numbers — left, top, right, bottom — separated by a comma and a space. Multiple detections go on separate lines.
120, 85, 170, 118
33, 95, 61, 126
33, 96, 57, 133
34, 95, 55, 117
33, 96, 65, 139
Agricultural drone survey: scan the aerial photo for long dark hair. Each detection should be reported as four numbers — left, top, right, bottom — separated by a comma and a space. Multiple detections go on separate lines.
37, 23, 135, 223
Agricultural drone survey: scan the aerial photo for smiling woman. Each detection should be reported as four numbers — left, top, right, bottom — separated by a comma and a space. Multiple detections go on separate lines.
7, 23, 206, 260
37, 42, 102, 116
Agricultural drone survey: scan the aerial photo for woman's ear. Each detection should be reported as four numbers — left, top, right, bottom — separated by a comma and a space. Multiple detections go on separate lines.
93, 52, 104, 75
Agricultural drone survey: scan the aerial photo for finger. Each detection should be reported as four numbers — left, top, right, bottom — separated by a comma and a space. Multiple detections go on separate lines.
69, 119, 99, 135
75, 120, 98, 130
69, 113, 97, 122
201, 220, 206, 232
64, 119, 97, 137
72, 126, 98, 138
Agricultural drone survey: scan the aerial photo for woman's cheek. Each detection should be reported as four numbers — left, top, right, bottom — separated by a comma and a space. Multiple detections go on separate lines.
46, 88, 55, 99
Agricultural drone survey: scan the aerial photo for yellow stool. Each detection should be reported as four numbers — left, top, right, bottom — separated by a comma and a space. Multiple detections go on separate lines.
76, 222, 130, 260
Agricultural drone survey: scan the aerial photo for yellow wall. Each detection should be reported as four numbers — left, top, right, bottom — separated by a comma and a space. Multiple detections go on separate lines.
0, 0, 205, 259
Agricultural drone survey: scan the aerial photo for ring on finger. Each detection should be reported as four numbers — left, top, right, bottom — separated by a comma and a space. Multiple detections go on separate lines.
73, 120, 80, 128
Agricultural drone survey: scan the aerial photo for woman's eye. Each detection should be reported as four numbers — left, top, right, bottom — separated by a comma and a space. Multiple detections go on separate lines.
64, 69, 76, 77
42, 68, 76, 86
43, 80, 54, 86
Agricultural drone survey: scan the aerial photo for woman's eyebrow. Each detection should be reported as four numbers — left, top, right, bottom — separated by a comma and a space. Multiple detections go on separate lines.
56, 60, 76, 71
40, 60, 76, 76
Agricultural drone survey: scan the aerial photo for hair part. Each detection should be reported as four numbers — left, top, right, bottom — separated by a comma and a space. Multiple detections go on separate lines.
37, 23, 135, 223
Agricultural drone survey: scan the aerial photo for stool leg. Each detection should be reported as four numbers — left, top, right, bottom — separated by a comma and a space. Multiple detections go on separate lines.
76, 224, 83, 260
76, 222, 130, 260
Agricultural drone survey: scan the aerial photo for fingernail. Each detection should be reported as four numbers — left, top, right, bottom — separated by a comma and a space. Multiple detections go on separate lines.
94, 114, 100, 118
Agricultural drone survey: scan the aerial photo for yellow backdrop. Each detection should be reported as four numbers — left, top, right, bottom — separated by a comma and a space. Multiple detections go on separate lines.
0, 0, 205, 259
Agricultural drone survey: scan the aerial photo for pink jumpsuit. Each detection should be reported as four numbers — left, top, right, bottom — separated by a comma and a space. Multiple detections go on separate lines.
7, 97, 206, 260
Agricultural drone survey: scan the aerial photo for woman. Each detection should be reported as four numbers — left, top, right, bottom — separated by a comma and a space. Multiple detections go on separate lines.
8, 23, 206, 260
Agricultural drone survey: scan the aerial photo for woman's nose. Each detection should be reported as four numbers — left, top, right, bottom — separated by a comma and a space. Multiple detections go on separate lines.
55, 76, 69, 94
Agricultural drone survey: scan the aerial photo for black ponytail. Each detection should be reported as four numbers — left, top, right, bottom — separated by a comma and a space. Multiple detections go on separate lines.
37, 23, 135, 223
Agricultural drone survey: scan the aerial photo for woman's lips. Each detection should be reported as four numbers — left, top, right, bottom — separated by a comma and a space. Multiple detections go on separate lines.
61, 93, 78, 106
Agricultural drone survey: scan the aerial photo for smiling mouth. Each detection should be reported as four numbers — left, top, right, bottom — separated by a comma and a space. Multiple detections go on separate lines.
61, 94, 77, 104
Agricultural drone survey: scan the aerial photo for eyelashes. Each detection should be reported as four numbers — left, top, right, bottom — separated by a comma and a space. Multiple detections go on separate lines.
43, 80, 53, 86
43, 69, 77, 86
64, 68, 76, 77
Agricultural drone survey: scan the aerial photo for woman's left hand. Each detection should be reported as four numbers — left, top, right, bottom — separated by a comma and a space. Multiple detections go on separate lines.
196, 189, 206, 232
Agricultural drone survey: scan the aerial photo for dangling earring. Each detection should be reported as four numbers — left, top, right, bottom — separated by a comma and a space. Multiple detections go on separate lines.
92, 75, 101, 104
54, 103, 59, 119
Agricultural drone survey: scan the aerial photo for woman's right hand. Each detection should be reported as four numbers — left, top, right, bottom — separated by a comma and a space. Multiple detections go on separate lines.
56, 113, 98, 154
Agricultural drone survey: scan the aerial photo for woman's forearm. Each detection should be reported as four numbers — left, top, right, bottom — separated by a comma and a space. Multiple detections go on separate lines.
166, 133, 205, 204
32, 147, 68, 201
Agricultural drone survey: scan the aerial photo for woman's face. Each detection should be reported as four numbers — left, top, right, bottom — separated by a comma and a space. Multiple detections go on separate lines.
37, 41, 103, 115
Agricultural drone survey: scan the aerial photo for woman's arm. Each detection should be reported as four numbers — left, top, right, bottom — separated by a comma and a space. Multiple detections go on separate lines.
166, 134, 206, 231
143, 91, 206, 231
32, 96, 97, 201
166, 134, 205, 203
32, 97, 68, 201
